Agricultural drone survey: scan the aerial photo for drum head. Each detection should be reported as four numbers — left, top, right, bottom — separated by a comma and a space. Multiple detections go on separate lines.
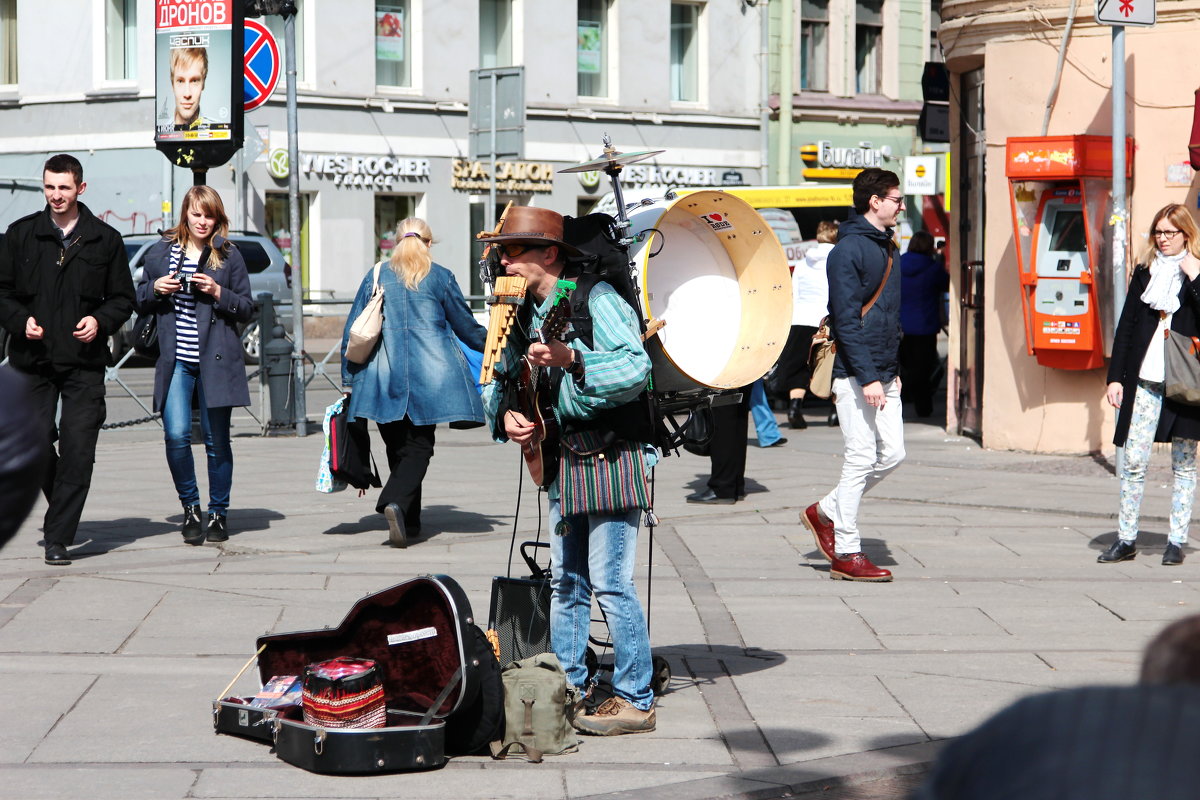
629, 191, 791, 390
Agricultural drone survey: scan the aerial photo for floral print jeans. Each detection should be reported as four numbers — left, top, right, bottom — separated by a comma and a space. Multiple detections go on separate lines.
1118, 379, 1197, 545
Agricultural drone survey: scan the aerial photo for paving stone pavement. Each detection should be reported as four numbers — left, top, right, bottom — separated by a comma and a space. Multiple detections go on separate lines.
0, 381, 1195, 800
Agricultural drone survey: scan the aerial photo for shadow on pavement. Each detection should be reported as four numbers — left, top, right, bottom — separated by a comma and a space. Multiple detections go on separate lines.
323, 504, 508, 539
1090, 529, 1169, 554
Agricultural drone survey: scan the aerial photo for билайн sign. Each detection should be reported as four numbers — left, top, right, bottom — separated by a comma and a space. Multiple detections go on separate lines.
301, 154, 431, 188
452, 159, 554, 193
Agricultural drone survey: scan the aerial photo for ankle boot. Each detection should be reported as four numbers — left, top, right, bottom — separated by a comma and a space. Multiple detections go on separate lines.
787, 398, 807, 429
181, 504, 205, 545
206, 512, 228, 543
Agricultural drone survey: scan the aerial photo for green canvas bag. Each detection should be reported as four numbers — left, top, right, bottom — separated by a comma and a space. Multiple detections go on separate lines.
489, 652, 579, 762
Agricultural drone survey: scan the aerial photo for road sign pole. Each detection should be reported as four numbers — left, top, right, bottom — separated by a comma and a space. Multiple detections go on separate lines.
1112, 23, 1128, 475
285, 9, 307, 437
489, 73, 498, 233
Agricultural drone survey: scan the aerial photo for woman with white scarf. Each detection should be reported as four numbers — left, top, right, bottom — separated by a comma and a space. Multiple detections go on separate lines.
1101, 203, 1200, 565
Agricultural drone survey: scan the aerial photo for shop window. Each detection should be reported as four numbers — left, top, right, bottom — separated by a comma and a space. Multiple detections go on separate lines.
375, 1, 411, 88
266, 192, 311, 293
0, 0, 16, 85
374, 195, 418, 262
799, 0, 828, 92
104, 0, 136, 81
855, 0, 882, 95
670, 3, 700, 102
265, 7, 307, 86
480, 0, 513, 69
577, 0, 610, 98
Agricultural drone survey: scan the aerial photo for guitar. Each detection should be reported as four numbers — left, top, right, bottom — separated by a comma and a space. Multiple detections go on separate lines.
516, 279, 577, 488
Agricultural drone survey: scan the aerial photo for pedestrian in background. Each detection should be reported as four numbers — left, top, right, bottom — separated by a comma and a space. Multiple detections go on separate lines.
136, 186, 255, 546
0, 153, 134, 566
775, 220, 836, 429
0, 366, 48, 550
340, 218, 486, 548
898, 230, 949, 418
1100, 203, 1200, 566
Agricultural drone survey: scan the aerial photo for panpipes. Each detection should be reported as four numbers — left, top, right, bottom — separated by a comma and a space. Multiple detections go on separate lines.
479, 275, 528, 385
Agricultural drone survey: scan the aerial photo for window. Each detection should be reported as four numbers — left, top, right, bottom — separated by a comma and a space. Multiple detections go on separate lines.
670, 3, 699, 102
375, 195, 417, 261
0, 0, 16, 85
105, 0, 136, 81
265, 7, 306, 86
577, 0, 610, 98
375, 1, 411, 87
480, 0, 513, 69
266, 193, 311, 291
798, 0, 828, 92
855, 0, 882, 94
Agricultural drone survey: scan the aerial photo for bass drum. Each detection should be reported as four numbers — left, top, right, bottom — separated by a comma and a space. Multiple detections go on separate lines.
626, 190, 792, 392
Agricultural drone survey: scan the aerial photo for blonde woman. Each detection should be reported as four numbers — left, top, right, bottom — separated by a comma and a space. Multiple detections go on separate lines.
340, 218, 486, 547
1102, 203, 1200, 565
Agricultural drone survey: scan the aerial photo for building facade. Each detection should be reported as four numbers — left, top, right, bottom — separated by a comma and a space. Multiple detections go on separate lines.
940, 0, 1200, 453
0, 0, 765, 301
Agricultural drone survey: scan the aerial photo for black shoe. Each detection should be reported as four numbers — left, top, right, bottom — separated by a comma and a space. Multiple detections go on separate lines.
385, 503, 407, 548
44, 544, 71, 566
788, 398, 808, 429
1097, 539, 1137, 563
766, 437, 788, 448
205, 513, 228, 543
686, 489, 736, 505
1163, 543, 1185, 566
828, 409, 839, 427
181, 504, 205, 545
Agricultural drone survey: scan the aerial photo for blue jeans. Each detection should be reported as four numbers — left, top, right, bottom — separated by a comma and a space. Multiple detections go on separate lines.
750, 379, 783, 446
549, 499, 654, 711
163, 360, 233, 514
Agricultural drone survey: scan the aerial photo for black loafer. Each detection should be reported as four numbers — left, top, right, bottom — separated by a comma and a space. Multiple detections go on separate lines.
385, 503, 407, 548
766, 438, 788, 448
1097, 539, 1137, 563
1163, 543, 1185, 566
44, 544, 71, 566
686, 489, 736, 505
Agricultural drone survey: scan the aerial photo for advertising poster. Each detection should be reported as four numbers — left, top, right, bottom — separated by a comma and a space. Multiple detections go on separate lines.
376, 7, 405, 62
577, 21, 601, 74
155, 0, 234, 143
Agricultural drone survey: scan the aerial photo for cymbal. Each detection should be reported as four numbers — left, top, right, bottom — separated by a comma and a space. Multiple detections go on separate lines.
558, 148, 665, 174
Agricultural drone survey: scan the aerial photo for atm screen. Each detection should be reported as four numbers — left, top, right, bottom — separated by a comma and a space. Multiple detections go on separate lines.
1048, 208, 1086, 253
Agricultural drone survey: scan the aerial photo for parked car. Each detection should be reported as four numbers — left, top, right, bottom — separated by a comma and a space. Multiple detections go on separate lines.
117, 231, 293, 364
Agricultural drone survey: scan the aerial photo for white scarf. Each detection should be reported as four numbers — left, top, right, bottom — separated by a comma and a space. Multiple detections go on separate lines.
1140, 250, 1186, 313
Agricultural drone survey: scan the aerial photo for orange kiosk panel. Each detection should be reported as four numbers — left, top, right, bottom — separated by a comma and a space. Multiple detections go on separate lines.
1005, 135, 1133, 370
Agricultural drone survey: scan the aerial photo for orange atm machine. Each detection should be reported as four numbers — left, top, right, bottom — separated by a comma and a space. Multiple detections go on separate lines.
1005, 135, 1133, 370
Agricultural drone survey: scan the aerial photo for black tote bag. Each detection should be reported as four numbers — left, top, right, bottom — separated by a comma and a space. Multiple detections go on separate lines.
329, 405, 382, 490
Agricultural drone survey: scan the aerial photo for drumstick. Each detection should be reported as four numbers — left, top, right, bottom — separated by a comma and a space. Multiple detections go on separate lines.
218, 644, 268, 700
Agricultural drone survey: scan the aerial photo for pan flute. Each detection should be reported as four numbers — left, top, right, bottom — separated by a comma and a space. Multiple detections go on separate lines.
479, 275, 527, 385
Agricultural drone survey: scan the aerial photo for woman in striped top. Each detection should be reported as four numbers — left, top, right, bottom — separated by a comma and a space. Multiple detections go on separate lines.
134, 186, 255, 545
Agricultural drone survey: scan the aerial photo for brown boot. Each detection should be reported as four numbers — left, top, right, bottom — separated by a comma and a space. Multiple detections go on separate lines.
572, 697, 656, 736
800, 503, 836, 563
830, 552, 893, 582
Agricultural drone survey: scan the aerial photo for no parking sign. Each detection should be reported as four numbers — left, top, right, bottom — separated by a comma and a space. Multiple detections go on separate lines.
243, 20, 280, 112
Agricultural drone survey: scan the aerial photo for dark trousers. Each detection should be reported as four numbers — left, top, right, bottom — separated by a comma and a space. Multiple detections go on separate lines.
26, 367, 106, 547
899, 334, 940, 417
707, 387, 750, 499
376, 417, 435, 531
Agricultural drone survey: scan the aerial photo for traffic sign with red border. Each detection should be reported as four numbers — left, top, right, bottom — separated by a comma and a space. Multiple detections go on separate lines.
244, 19, 280, 112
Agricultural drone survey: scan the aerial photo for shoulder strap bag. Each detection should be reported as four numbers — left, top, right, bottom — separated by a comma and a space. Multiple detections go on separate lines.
344, 262, 385, 364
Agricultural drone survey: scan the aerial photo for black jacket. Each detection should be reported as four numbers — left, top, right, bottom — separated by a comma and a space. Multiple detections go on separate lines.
826, 214, 901, 385
1106, 263, 1200, 446
0, 202, 134, 371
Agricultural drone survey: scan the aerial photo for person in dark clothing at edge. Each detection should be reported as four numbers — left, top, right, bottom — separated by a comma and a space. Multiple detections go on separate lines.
0, 366, 48, 550
800, 167, 904, 582
898, 230, 949, 418
0, 154, 135, 566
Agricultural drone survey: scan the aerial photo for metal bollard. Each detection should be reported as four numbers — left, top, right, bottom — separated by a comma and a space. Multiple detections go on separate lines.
259, 293, 295, 428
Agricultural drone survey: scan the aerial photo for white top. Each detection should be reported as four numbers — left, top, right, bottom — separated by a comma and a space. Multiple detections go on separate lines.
793, 242, 832, 326
1139, 313, 1170, 383
172, 247, 201, 364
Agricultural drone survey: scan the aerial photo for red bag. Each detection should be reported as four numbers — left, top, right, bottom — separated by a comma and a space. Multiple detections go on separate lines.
301, 657, 387, 729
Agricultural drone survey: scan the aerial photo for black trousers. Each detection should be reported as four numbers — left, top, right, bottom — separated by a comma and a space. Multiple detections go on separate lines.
26, 366, 106, 547
775, 324, 818, 395
707, 387, 750, 499
899, 334, 940, 417
376, 417, 435, 531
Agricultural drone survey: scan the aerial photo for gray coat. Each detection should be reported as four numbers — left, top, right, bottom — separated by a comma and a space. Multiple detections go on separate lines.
134, 236, 255, 411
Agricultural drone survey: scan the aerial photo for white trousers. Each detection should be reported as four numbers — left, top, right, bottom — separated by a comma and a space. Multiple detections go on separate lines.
818, 376, 905, 554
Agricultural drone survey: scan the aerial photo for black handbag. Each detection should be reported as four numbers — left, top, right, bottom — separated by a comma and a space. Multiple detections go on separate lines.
329, 404, 382, 490
132, 312, 159, 358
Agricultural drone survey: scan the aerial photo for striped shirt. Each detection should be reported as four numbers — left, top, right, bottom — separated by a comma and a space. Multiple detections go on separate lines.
171, 245, 201, 363
482, 282, 656, 491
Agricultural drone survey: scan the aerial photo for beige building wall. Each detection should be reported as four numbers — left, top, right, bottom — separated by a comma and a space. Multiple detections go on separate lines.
941, 2, 1200, 453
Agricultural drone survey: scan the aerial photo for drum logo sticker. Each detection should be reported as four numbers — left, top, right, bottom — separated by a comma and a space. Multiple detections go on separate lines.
701, 213, 734, 232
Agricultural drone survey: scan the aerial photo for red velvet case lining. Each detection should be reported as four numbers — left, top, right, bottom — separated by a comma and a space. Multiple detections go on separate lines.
254, 579, 464, 720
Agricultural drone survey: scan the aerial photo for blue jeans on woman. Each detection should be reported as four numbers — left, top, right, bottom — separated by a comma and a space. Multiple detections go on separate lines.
163, 360, 233, 514
549, 499, 654, 711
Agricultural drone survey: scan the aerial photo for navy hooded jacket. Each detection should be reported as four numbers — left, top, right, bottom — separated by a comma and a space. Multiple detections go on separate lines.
826, 214, 901, 386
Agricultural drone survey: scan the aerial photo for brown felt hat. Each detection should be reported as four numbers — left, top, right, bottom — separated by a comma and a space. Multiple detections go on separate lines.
477, 206, 581, 256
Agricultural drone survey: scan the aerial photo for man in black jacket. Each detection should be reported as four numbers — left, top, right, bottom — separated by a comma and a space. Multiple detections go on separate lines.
0, 154, 134, 565
800, 168, 904, 582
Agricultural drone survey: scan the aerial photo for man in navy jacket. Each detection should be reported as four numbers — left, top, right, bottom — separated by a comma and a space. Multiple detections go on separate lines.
800, 168, 904, 581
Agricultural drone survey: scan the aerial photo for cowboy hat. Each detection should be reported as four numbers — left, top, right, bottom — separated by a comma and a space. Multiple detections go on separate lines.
477, 206, 582, 256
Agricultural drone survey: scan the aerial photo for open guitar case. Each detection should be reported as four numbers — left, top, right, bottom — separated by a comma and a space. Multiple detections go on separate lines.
214, 574, 504, 774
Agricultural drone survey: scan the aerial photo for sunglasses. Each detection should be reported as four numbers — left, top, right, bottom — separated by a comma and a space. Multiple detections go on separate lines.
497, 243, 548, 258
